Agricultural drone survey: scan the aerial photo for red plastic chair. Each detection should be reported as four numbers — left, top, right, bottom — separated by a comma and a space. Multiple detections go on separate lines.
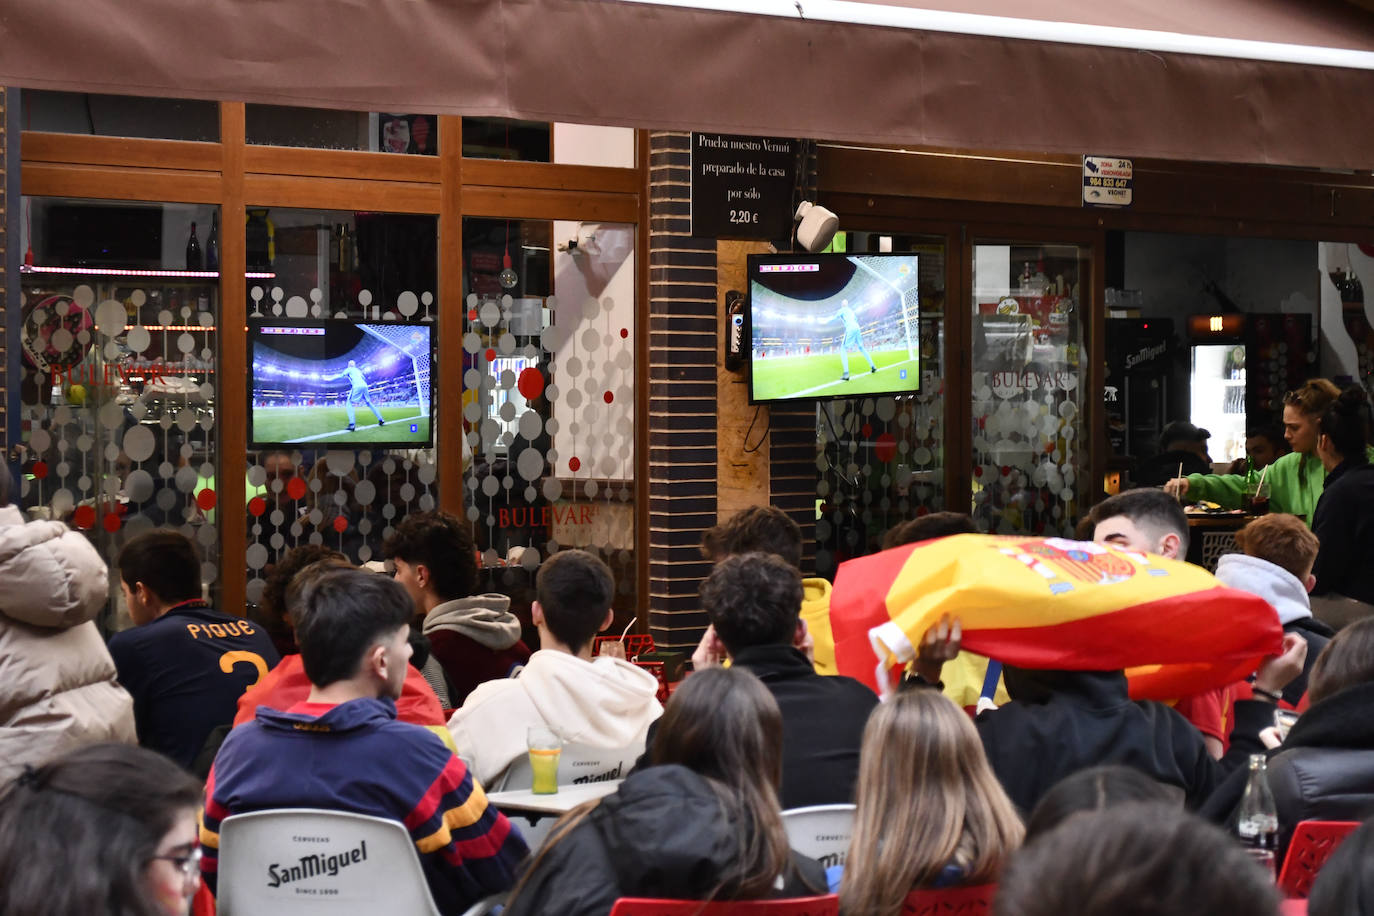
902, 884, 998, 915
608, 895, 838, 916
1278, 820, 1360, 899
594, 634, 657, 660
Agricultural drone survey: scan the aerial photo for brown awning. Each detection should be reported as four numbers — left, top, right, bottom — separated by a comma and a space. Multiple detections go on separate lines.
4, 0, 1374, 169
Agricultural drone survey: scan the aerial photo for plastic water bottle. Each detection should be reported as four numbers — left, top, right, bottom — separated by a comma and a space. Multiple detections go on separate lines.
1237, 754, 1279, 879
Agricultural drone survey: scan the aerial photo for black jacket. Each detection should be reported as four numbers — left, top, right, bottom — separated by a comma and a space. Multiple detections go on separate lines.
732, 644, 879, 809
504, 765, 825, 916
1201, 682, 1374, 857
975, 667, 1271, 814
1312, 461, 1374, 605
635, 645, 878, 809
1135, 449, 1212, 488
1282, 616, 1334, 706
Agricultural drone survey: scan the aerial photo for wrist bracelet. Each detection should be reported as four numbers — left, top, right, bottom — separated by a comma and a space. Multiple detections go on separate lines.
1252, 685, 1283, 703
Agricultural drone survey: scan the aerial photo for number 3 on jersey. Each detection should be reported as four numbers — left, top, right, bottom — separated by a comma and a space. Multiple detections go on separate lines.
219, 650, 269, 686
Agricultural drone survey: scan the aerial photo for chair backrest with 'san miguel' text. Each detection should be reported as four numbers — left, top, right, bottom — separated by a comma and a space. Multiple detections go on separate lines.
1278, 820, 1360, 899
780, 804, 856, 870
901, 884, 998, 916
608, 896, 839, 916
216, 808, 441, 916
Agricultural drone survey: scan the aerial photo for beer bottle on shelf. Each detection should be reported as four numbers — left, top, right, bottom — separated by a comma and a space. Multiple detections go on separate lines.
186, 222, 203, 270
206, 213, 219, 271
1236, 753, 1279, 878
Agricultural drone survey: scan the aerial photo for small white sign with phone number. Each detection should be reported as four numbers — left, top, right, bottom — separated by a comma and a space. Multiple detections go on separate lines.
1083, 156, 1133, 208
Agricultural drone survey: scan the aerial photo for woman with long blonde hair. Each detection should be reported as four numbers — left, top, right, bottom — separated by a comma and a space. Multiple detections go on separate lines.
840, 689, 1023, 916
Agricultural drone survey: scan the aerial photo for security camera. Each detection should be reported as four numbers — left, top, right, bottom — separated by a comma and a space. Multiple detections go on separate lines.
795, 201, 839, 253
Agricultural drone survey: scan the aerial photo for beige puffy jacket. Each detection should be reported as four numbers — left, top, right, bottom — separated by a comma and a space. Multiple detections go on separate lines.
0, 505, 136, 783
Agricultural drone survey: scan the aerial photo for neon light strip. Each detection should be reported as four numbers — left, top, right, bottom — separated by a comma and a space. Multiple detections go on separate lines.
623, 0, 1374, 70
123, 325, 217, 332
21, 265, 276, 279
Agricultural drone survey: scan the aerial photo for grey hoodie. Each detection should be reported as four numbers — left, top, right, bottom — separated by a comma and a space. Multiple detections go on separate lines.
421, 593, 522, 650
1214, 553, 1311, 626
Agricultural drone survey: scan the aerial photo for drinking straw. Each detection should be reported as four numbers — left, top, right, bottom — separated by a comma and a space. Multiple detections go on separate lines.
1176, 461, 1184, 504
1257, 462, 1270, 494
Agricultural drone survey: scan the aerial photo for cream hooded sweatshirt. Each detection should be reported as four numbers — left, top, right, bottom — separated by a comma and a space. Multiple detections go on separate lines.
447, 649, 662, 788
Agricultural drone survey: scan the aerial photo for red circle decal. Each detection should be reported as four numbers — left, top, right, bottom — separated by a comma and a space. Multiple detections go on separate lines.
286, 477, 308, 501
517, 367, 545, 400
569, 457, 581, 472
874, 432, 897, 463
102, 512, 122, 533
32, 462, 48, 480
332, 516, 348, 533
72, 505, 96, 530
248, 496, 267, 517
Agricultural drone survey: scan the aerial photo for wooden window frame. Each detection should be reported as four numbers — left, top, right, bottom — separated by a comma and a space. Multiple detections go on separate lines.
20, 102, 648, 619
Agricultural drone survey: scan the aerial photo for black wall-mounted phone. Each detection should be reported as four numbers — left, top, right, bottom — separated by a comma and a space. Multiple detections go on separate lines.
725, 290, 745, 372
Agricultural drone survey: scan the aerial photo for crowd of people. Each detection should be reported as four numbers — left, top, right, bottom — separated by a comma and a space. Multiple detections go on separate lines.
0, 379, 1372, 916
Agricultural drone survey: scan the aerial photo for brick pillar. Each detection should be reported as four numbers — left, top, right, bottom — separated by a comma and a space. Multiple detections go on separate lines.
769, 140, 820, 575
0, 88, 9, 461
647, 132, 717, 652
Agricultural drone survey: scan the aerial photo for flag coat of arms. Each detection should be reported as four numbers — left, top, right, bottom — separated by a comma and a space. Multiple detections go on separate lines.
830, 534, 1282, 699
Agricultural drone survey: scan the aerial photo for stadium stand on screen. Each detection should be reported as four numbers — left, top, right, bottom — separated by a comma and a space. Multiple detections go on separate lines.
747, 253, 921, 403
249, 320, 433, 446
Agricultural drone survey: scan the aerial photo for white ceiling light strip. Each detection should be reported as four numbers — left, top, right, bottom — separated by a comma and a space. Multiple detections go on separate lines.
620, 0, 1374, 70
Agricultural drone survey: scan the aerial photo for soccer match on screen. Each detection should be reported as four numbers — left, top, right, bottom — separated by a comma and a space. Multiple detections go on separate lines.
249, 321, 433, 446
748, 253, 921, 402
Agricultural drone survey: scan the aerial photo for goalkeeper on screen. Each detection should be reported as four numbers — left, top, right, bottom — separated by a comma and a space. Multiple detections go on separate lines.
327, 359, 386, 431
835, 299, 877, 381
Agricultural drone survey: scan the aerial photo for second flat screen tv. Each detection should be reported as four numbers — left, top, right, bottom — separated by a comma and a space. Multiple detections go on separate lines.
249, 319, 433, 448
748, 253, 921, 403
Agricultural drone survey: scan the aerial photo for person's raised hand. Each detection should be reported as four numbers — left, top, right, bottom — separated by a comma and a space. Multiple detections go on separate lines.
1254, 632, 1308, 698
691, 624, 726, 671
913, 615, 961, 684
793, 620, 816, 666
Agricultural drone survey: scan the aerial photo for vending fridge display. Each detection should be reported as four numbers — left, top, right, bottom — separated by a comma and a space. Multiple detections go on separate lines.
1190, 343, 1247, 464
1106, 318, 1173, 461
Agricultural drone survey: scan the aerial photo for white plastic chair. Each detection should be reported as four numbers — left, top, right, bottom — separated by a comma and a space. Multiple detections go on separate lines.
495, 741, 640, 852
781, 804, 856, 869
216, 808, 441, 916
496, 741, 640, 792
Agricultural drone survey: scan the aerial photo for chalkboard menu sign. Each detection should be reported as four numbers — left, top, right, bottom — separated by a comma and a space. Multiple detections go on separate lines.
690, 132, 796, 240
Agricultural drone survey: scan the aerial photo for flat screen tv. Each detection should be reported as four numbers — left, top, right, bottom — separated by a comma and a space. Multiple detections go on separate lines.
46, 204, 163, 268
747, 253, 921, 403
249, 319, 433, 448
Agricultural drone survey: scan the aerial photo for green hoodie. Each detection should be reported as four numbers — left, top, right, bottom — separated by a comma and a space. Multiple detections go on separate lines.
1186, 446, 1374, 524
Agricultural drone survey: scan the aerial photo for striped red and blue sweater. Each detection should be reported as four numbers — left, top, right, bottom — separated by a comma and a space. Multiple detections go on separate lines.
200, 696, 527, 913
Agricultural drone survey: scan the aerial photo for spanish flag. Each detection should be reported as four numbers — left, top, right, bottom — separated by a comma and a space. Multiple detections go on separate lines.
830, 534, 1283, 700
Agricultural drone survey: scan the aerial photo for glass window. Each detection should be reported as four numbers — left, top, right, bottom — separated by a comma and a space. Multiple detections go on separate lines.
19, 197, 221, 628
461, 216, 637, 626
1106, 232, 1323, 482
242, 207, 439, 607
971, 241, 1089, 536
246, 105, 439, 154
813, 233, 946, 576
21, 91, 219, 142
462, 118, 550, 162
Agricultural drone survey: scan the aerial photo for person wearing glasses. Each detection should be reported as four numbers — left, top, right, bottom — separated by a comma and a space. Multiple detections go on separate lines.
0, 742, 204, 916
